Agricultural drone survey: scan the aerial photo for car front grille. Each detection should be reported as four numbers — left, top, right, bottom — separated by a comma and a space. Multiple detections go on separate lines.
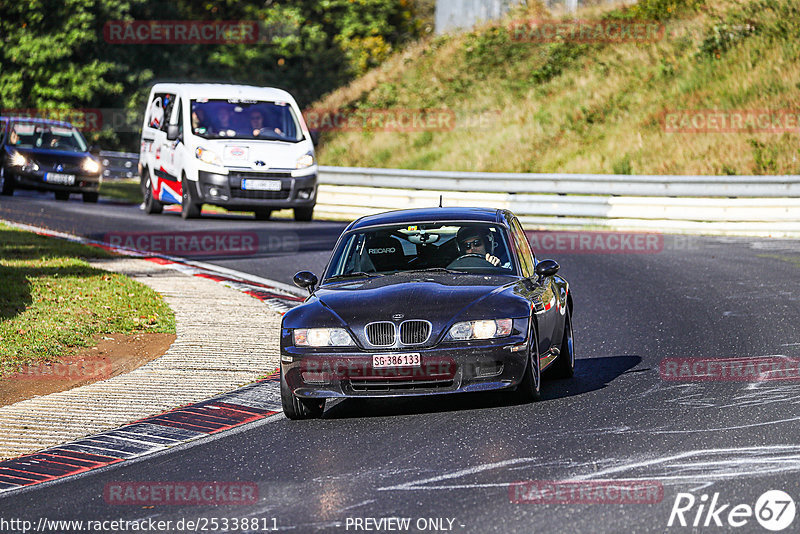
348, 379, 454, 392
400, 320, 431, 345
230, 189, 290, 200
365, 322, 395, 346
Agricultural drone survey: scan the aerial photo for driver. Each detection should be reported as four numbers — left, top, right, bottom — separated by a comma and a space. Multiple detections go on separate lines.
456, 226, 501, 266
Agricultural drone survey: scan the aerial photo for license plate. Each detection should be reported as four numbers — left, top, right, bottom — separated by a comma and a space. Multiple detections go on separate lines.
373, 353, 421, 368
241, 179, 281, 191
45, 173, 75, 185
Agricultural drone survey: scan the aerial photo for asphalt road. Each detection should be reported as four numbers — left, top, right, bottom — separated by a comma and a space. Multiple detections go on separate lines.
2, 191, 800, 533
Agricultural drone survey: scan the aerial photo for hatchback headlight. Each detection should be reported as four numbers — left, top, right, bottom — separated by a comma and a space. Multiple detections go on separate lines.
294, 328, 354, 347
447, 319, 513, 341
296, 153, 315, 169
82, 157, 101, 174
195, 147, 222, 166
9, 151, 27, 167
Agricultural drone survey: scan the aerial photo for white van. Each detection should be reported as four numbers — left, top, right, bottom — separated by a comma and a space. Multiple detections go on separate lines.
139, 83, 317, 220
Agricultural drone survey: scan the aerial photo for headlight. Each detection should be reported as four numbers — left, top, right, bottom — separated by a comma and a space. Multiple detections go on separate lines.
82, 157, 101, 174
296, 153, 315, 169
9, 151, 27, 167
447, 319, 513, 341
195, 147, 222, 166
294, 328, 354, 347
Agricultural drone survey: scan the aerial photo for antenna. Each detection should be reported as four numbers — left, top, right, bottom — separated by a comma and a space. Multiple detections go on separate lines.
439, 195, 443, 208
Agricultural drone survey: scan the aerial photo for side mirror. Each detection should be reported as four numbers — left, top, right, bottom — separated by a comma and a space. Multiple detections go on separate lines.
166, 124, 180, 141
293, 271, 318, 294
535, 259, 559, 279
88, 144, 100, 155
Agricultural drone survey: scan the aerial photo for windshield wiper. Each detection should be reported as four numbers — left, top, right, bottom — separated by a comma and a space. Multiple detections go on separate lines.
326, 271, 385, 281
401, 267, 462, 274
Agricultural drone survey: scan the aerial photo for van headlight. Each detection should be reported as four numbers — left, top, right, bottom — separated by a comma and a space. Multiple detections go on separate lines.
81, 157, 101, 174
195, 147, 222, 166
296, 153, 315, 169
447, 319, 513, 340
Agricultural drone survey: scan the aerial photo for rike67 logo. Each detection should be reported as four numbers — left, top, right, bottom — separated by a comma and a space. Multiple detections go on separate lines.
668, 490, 796, 531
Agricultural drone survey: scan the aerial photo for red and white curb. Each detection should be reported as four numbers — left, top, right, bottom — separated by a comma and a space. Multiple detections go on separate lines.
0, 221, 303, 495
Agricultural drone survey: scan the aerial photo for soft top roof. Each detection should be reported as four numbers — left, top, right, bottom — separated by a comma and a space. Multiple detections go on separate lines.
348, 207, 504, 231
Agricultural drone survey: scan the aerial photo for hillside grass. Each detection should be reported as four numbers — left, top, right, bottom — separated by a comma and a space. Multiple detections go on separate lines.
315, 0, 800, 175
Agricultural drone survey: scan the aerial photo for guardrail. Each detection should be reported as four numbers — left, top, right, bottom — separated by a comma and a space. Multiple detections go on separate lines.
316, 166, 800, 237
95, 153, 800, 236
100, 150, 138, 181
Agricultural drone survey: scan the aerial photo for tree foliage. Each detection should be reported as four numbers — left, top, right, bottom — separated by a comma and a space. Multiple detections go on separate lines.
0, 0, 422, 149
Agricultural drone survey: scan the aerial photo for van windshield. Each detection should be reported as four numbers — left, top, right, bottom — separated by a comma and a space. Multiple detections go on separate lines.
190, 99, 304, 142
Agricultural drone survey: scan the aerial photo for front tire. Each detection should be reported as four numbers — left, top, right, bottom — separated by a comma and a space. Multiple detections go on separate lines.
142, 169, 163, 214
548, 307, 574, 378
254, 208, 272, 220
181, 176, 201, 219
82, 192, 99, 203
513, 323, 541, 403
294, 206, 313, 221
281, 370, 325, 420
0, 167, 14, 196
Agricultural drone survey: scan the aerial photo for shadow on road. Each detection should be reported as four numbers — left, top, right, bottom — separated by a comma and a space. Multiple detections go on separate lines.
322, 354, 642, 419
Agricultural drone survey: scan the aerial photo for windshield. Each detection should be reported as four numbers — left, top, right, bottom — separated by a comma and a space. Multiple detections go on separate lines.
325, 222, 517, 280
7, 122, 88, 152
190, 99, 303, 141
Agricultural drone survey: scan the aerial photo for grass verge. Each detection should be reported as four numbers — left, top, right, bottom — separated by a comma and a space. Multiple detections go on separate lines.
0, 223, 176, 377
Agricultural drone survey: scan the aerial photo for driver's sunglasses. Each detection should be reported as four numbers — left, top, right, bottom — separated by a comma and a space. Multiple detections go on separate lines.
461, 239, 482, 250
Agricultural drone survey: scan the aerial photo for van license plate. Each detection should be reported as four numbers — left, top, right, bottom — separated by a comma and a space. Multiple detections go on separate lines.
242, 179, 281, 191
45, 173, 75, 185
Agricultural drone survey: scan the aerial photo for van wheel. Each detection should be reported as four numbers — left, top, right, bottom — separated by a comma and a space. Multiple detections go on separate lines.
142, 170, 163, 214
294, 206, 313, 221
181, 177, 201, 219
55, 191, 70, 201
254, 208, 272, 220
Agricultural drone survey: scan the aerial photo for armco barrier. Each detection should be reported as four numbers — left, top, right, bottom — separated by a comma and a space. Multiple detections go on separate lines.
95, 153, 800, 236
315, 166, 800, 237
100, 150, 139, 180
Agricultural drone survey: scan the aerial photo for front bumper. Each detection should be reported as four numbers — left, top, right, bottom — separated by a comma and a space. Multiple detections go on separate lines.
5, 167, 101, 193
197, 170, 316, 210
281, 338, 529, 398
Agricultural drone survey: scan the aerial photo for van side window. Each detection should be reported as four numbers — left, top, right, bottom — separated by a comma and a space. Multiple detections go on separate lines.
147, 93, 176, 131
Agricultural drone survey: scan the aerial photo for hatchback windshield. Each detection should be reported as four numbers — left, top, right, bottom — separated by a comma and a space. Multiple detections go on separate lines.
325, 222, 516, 279
7, 122, 88, 152
190, 99, 303, 141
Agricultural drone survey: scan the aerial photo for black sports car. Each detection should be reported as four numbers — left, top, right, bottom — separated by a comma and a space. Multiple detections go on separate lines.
0, 116, 102, 202
280, 207, 574, 419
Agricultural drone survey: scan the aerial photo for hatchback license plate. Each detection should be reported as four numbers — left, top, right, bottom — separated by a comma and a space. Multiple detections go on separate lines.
373, 353, 421, 368
45, 173, 75, 185
242, 179, 281, 191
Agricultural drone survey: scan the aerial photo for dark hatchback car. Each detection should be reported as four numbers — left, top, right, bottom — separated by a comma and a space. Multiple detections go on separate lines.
280, 207, 574, 419
0, 117, 102, 202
